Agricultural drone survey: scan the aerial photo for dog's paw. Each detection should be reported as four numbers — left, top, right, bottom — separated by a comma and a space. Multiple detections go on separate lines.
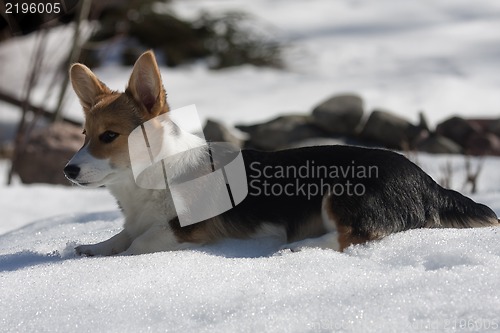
279, 242, 306, 253
280, 234, 341, 253
280, 237, 330, 252
75, 245, 96, 257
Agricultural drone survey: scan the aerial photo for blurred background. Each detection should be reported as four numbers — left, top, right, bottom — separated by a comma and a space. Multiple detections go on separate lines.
1, 0, 500, 232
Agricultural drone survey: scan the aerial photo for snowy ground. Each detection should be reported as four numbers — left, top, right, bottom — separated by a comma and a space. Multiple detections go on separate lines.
1, 224, 500, 333
1, 0, 500, 128
1, 154, 500, 333
2, 0, 500, 332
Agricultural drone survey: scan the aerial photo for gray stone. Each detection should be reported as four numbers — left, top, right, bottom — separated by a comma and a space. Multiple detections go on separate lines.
359, 109, 422, 149
286, 137, 347, 149
236, 114, 330, 150
466, 132, 500, 156
203, 119, 245, 148
311, 94, 364, 136
436, 116, 481, 147
418, 111, 430, 132
487, 119, 500, 137
415, 135, 463, 154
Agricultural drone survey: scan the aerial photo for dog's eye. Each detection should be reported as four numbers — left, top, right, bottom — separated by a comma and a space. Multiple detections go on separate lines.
99, 131, 119, 143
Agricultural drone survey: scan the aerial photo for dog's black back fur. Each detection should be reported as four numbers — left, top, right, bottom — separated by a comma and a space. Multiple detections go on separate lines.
168, 145, 498, 248
220, 145, 498, 243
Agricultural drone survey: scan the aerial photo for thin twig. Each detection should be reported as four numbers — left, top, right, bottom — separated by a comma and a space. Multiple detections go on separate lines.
7, 29, 48, 184
0, 89, 80, 126
53, 0, 93, 122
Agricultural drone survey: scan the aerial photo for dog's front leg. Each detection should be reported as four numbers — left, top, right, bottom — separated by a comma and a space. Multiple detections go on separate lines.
76, 229, 132, 256
120, 224, 194, 255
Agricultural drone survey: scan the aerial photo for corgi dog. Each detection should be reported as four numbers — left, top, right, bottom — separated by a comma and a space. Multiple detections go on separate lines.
64, 51, 499, 256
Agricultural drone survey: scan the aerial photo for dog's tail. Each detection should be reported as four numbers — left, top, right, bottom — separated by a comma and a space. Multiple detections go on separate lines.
433, 188, 499, 228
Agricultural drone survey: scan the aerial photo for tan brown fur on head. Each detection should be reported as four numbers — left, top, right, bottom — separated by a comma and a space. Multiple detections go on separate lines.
69, 51, 170, 169
83, 94, 143, 168
69, 50, 169, 119
70, 63, 112, 112
126, 50, 169, 119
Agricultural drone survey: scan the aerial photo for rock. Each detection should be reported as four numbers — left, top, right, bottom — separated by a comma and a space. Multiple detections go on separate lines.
415, 135, 463, 154
465, 132, 500, 156
311, 94, 364, 136
435, 116, 481, 147
418, 111, 430, 132
236, 114, 330, 150
487, 119, 500, 137
12, 122, 84, 185
468, 118, 497, 132
286, 137, 347, 149
359, 109, 422, 149
203, 119, 246, 148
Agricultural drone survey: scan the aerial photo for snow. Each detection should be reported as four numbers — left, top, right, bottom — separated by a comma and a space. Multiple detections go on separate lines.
1, 212, 500, 332
1, 0, 500, 332
1, 153, 500, 332
169, 0, 500, 125
2, 0, 500, 127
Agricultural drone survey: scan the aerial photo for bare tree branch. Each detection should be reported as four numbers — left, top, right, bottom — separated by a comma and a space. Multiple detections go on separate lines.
0, 89, 81, 126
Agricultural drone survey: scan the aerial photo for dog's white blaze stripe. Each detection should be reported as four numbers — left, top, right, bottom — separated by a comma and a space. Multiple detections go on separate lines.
68, 142, 113, 184
68, 143, 91, 165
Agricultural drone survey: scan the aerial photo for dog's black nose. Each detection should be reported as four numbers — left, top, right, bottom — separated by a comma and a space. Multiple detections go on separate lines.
64, 164, 80, 180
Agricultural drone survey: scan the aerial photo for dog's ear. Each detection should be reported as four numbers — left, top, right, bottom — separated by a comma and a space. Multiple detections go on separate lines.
69, 64, 111, 111
127, 50, 167, 117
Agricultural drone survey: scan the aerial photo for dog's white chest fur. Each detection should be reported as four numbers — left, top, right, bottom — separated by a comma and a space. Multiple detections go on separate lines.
107, 174, 174, 235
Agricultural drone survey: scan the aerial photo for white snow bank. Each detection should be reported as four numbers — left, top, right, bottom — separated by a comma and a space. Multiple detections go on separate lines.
170, 0, 500, 125
2, 1, 500, 331
0, 158, 116, 235
1, 211, 499, 333
2, 0, 500, 128
1, 152, 500, 332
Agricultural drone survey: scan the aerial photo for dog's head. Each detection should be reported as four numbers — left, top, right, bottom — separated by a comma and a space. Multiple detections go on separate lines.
64, 51, 168, 187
